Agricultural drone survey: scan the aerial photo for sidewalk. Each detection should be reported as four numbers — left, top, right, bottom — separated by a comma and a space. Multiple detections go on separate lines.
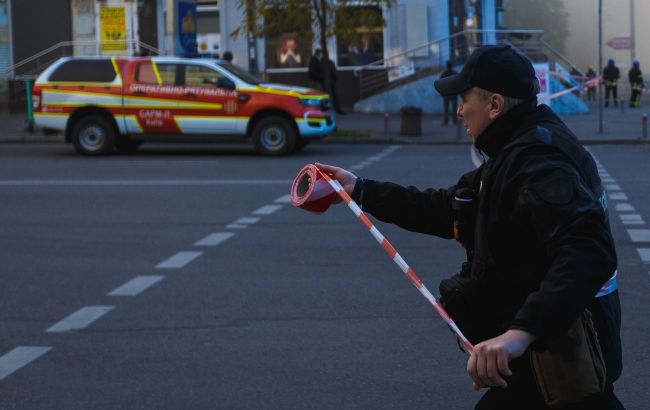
0, 101, 649, 145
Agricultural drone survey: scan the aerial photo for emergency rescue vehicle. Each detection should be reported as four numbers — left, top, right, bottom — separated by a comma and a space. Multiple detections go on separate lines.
32, 57, 335, 156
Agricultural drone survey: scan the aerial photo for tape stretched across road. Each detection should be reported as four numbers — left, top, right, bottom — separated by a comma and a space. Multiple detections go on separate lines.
291, 164, 474, 353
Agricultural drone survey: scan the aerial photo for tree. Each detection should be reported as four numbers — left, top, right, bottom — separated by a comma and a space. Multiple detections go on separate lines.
232, 0, 392, 93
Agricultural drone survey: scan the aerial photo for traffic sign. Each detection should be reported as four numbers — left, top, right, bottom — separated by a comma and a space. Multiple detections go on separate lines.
606, 37, 632, 50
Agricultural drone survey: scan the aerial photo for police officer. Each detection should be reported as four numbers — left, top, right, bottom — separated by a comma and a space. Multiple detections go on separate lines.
603, 59, 620, 107
628, 60, 643, 108
316, 46, 623, 409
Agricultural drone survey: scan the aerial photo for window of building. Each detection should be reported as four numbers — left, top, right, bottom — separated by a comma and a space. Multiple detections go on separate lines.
49, 59, 117, 83
264, 7, 312, 69
335, 6, 384, 67
183, 64, 225, 87
448, 0, 483, 60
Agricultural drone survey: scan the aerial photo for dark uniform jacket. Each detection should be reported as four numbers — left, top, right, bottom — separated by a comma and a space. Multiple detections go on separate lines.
603, 65, 620, 83
629, 67, 643, 85
351, 100, 623, 388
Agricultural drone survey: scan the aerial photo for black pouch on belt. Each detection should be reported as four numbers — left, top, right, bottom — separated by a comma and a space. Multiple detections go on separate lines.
529, 309, 606, 408
439, 266, 498, 346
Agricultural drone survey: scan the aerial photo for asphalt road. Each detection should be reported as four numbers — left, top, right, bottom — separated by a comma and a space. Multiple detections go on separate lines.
0, 142, 648, 409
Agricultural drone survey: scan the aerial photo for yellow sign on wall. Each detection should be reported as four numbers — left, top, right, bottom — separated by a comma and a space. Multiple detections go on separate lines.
100, 6, 127, 51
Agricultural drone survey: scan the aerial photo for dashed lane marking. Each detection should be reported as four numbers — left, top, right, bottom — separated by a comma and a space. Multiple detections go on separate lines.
108, 276, 165, 296
605, 183, 621, 191
0, 347, 52, 381
233, 217, 261, 225
609, 192, 629, 201
155, 251, 203, 269
253, 205, 283, 215
627, 229, 650, 242
194, 232, 235, 247
45, 306, 115, 333
274, 194, 292, 204
637, 249, 650, 263
616, 203, 635, 212
602, 177, 615, 183
225, 224, 247, 229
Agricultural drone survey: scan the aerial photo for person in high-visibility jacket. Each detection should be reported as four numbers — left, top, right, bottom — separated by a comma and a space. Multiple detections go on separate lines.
603, 59, 620, 107
628, 60, 644, 108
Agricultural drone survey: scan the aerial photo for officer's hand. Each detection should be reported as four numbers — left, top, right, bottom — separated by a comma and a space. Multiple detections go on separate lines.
466, 329, 536, 390
314, 163, 358, 199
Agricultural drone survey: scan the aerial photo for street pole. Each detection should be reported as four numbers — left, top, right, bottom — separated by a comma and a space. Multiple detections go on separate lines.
598, 0, 603, 134
630, 0, 636, 61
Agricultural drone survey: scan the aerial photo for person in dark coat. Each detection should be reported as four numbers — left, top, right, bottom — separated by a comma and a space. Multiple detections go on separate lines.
603, 59, 620, 107
585, 65, 597, 101
439, 60, 459, 125
307, 49, 324, 91
628, 60, 643, 108
316, 46, 623, 409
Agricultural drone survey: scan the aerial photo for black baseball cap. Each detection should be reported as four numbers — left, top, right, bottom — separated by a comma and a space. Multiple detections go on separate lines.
434, 45, 539, 98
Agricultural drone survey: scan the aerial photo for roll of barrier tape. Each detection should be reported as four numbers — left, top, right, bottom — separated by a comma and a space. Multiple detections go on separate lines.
290, 163, 474, 353
290, 164, 338, 213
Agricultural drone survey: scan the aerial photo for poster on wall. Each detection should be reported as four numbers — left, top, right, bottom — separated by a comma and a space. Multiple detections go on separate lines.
99, 6, 127, 51
176, 1, 198, 56
533, 63, 550, 101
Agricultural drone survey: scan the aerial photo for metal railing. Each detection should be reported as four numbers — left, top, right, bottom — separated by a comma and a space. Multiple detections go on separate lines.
2, 40, 160, 78
356, 29, 584, 101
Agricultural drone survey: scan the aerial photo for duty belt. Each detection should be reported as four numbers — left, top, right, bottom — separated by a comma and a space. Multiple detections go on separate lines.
595, 271, 618, 298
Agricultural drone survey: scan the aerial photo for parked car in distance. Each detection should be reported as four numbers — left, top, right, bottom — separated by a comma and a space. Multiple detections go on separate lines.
32, 56, 335, 156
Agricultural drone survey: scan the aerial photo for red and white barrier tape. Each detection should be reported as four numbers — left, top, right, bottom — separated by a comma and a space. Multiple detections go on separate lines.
291, 164, 474, 353
539, 76, 602, 103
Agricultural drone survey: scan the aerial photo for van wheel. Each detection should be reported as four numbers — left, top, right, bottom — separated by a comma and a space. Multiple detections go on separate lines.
252, 116, 296, 156
72, 115, 116, 156
116, 136, 143, 154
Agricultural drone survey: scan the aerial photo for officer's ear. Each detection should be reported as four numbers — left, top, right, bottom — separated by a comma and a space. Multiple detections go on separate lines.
488, 94, 506, 120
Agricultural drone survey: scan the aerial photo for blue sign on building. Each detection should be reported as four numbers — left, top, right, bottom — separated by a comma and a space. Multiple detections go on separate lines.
175, 0, 198, 57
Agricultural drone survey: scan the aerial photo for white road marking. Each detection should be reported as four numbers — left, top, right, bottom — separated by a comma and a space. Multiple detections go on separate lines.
0, 346, 52, 381
599, 173, 611, 178
623, 221, 645, 225
274, 194, 292, 203
627, 229, 650, 242
609, 192, 628, 201
253, 205, 283, 215
601, 177, 615, 183
108, 275, 164, 296
605, 183, 621, 191
638, 249, 650, 263
620, 214, 643, 221
155, 251, 203, 269
234, 217, 261, 225
45, 306, 115, 333
194, 232, 234, 247
350, 165, 363, 170
0, 180, 292, 187
616, 203, 635, 212
226, 224, 248, 229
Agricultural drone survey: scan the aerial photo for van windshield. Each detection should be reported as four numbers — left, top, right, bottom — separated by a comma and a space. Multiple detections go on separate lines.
219, 63, 261, 85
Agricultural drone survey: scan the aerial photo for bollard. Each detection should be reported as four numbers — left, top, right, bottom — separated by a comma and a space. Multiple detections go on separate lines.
620, 99, 624, 114
25, 79, 34, 133
643, 113, 648, 139
383, 112, 390, 140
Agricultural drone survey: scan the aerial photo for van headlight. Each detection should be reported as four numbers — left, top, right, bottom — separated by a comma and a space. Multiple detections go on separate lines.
299, 98, 322, 107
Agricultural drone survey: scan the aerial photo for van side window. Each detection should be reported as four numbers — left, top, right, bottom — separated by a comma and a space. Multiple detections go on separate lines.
134, 62, 176, 85
184, 65, 225, 88
49, 60, 117, 82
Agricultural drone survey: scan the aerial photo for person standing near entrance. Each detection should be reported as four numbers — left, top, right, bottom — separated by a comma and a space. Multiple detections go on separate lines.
439, 60, 458, 125
628, 60, 643, 108
603, 59, 620, 107
308, 49, 324, 91
585, 65, 597, 101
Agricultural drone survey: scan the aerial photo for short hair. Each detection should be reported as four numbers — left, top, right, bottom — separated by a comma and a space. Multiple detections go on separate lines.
475, 87, 527, 113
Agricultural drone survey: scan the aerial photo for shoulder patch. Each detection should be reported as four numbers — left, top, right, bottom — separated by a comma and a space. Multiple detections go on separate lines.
531, 171, 575, 205
535, 126, 553, 145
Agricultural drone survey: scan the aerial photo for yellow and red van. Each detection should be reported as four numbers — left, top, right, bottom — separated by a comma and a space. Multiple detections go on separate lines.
32, 56, 335, 155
